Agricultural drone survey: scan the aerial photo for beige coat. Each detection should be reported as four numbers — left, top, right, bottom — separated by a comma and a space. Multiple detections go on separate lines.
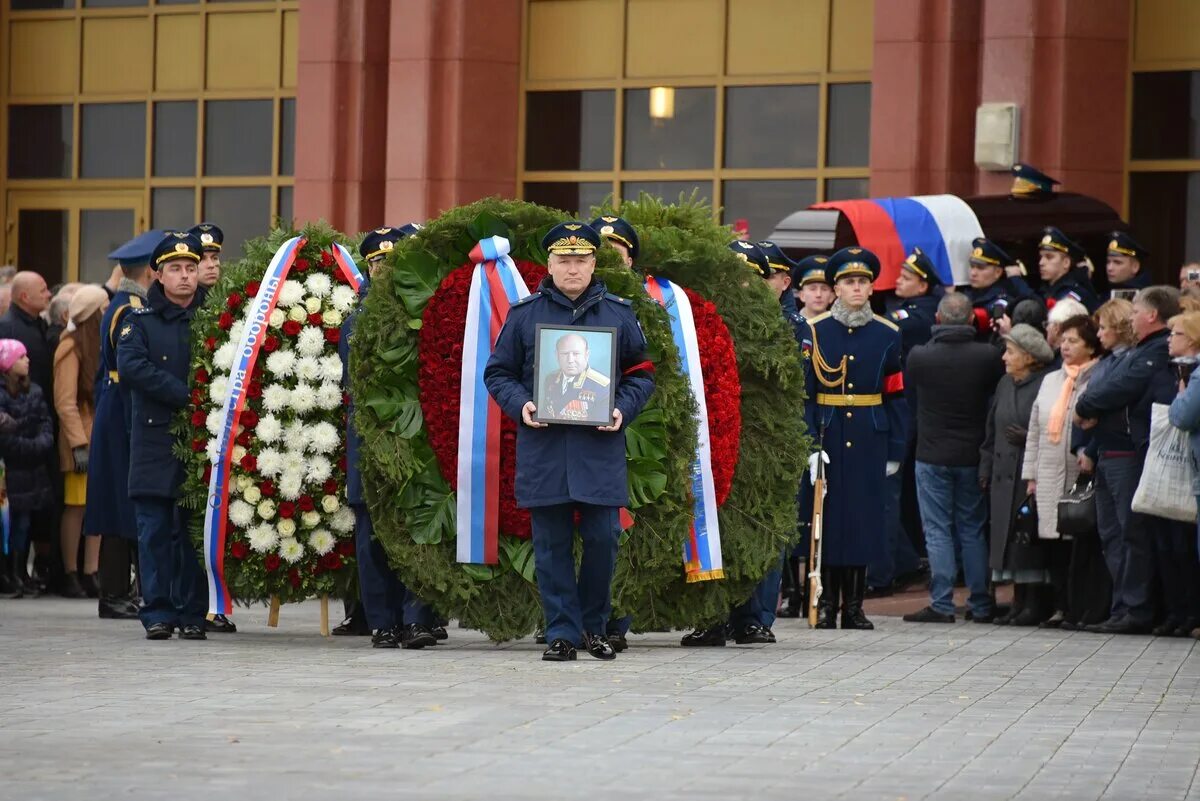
53, 338, 94, 473
1021, 361, 1096, 540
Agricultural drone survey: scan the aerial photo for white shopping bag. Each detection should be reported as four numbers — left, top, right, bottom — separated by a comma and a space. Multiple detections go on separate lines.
1132, 403, 1198, 523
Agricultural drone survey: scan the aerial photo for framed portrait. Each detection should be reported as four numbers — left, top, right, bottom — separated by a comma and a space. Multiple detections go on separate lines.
532, 324, 618, 426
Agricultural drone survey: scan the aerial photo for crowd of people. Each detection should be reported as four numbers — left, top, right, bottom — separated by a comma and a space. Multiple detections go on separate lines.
4, 170, 1200, 658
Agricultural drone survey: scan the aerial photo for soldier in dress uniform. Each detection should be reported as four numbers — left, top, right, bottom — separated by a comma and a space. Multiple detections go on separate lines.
805, 247, 908, 629
85, 231, 161, 620
965, 237, 1037, 338
188, 223, 223, 291
485, 222, 655, 662
1106, 231, 1152, 294
1038, 226, 1100, 312
343, 224, 439, 649
116, 232, 207, 640
792, 255, 833, 323
888, 247, 942, 361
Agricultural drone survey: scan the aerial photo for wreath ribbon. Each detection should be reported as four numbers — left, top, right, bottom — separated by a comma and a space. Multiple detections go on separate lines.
456, 236, 529, 565
644, 276, 724, 581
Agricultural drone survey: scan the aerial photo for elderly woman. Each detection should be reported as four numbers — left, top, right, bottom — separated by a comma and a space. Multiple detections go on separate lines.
1022, 315, 1100, 626
1158, 312, 1200, 636
982, 325, 1055, 625
1046, 298, 1090, 353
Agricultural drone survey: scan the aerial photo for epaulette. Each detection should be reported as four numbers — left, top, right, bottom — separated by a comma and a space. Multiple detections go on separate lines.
873, 313, 900, 332
604, 293, 632, 306
585, 367, 611, 388
806, 311, 832, 325
510, 293, 540, 309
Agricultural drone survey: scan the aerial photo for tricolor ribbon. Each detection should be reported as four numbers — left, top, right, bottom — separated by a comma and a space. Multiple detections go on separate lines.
643, 277, 723, 581
456, 236, 529, 564
202, 237, 364, 617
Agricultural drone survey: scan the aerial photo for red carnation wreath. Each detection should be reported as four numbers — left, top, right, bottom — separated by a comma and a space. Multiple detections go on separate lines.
416, 264, 742, 539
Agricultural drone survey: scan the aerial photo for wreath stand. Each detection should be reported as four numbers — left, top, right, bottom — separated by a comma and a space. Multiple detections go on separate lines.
265, 594, 332, 636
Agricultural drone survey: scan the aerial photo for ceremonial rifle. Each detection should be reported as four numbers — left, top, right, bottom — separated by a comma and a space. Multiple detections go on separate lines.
807, 427, 826, 628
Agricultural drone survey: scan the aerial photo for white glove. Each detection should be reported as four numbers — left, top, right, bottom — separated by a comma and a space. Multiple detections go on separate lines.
808, 451, 830, 485
886, 461, 901, 477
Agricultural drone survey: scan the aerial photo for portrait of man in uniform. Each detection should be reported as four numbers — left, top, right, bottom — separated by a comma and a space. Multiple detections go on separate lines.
533, 324, 616, 425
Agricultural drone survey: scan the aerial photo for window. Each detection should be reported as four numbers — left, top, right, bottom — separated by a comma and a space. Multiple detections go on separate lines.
81, 103, 146, 179
7, 105, 72, 179
154, 102, 197, 177
825, 178, 869, 201
623, 181, 713, 205
623, 88, 715, 170
279, 98, 296, 176
525, 91, 614, 171
1131, 71, 1200, 160
724, 85, 819, 169
722, 180, 815, 242
277, 187, 293, 227
205, 100, 273, 176
523, 182, 612, 217
80, 210, 135, 284
152, 188, 195, 231
826, 83, 871, 167
1128, 171, 1200, 282
204, 187, 270, 259
11, 0, 73, 8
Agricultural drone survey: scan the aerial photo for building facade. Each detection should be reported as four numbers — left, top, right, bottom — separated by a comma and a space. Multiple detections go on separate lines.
1, 0, 1197, 284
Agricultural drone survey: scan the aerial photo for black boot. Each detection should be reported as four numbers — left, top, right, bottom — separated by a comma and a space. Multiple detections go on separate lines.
0, 552, 22, 598
995, 584, 1025, 625
840, 566, 874, 630
15, 550, 39, 595
813, 565, 840, 629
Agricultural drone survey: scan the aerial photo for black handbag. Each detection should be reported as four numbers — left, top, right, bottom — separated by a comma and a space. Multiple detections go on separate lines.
1057, 474, 1097, 537
1012, 494, 1038, 547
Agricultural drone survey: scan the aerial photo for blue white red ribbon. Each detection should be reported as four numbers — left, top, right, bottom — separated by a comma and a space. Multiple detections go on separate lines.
456, 236, 529, 564
202, 235, 306, 616
331, 243, 366, 292
643, 277, 723, 581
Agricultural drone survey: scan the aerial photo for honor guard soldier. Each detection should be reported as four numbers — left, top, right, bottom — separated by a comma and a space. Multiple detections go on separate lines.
757, 240, 802, 318
116, 231, 207, 640
965, 237, 1036, 337
730, 240, 805, 345
188, 223, 223, 290
792, 255, 833, 323
344, 224, 438, 649
1038, 226, 1100, 312
888, 247, 942, 361
485, 222, 655, 662
805, 247, 908, 629
590, 215, 641, 650
1106, 231, 1151, 294
85, 231, 161, 620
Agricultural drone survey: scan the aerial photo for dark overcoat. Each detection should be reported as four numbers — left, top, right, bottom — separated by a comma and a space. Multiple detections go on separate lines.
484, 278, 654, 508
804, 311, 907, 566
116, 282, 199, 500
83, 288, 144, 538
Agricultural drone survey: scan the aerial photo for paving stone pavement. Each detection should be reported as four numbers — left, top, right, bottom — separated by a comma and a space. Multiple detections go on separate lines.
2, 598, 1200, 801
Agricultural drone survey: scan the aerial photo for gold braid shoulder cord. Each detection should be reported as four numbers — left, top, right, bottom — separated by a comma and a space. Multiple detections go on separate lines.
807, 321, 847, 392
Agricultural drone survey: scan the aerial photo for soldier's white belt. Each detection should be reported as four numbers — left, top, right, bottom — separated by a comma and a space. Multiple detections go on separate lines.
816, 392, 882, 407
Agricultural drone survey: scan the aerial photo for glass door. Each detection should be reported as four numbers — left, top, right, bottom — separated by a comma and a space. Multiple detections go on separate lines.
5, 190, 145, 287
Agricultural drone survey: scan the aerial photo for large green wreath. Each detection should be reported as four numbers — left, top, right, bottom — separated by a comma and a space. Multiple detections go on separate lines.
352, 197, 807, 641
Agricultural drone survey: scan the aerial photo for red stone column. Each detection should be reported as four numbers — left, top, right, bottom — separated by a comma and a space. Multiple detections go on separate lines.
294, 0, 390, 234
869, 0, 983, 198
975, 0, 1129, 209
384, 0, 522, 224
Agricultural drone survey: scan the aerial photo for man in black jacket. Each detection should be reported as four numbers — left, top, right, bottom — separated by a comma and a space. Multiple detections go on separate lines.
1074, 285, 1180, 634
903, 293, 1004, 623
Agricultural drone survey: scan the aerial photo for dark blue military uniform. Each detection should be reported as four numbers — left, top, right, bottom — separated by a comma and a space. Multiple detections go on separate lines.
343, 225, 437, 647
1038, 227, 1100, 312
1107, 231, 1152, 295
485, 223, 654, 654
965, 237, 1036, 336
116, 233, 207, 635
84, 284, 145, 541
541, 368, 611, 422
1074, 328, 1173, 629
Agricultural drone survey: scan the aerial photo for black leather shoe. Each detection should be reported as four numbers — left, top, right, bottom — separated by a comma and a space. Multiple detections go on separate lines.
332, 603, 370, 636
584, 632, 616, 660
534, 627, 547, 645
1151, 619, 1181, 637
206, 614, 237, 633
1060, 620, 1079, 631
180, 624, 207, 640
1092, 617, 1152, 635
1083, 618, 1115, 633
765, 628, 776, 643
1037, 610, 1064, 629
734, 624, 772, 644
371, 628, 401, 648
607, 632, 629, 652
430, 625, 448, 641
401, 623, 437, 649
59, 572, 88, 599
145, 622, 174, 640
542, 638, 577, 661
972, 612, 997, 624
81, 572, 100, 599
680, 627, 726, 647
98, 596, 139, 619
814, 565, 840, 629
903, 606, 954, 623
